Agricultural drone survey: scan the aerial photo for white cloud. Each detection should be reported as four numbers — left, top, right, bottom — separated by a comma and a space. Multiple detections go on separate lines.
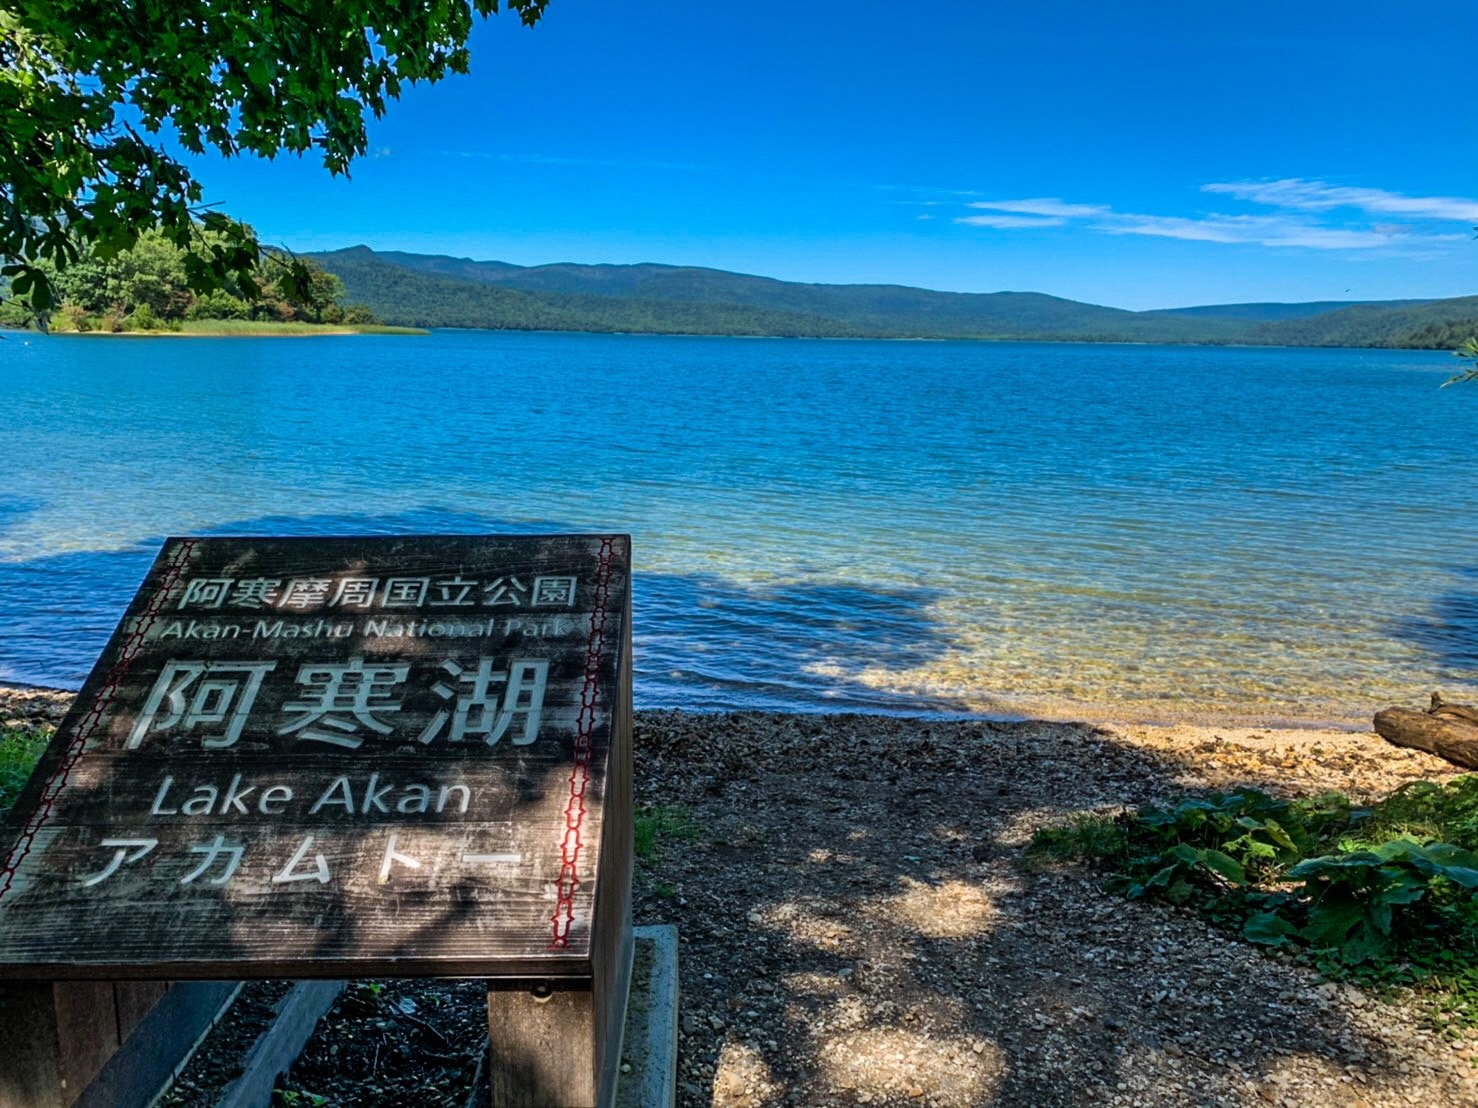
1100, 213, 1420, 249
1202, 178, 1478, 222
969, 198, 1111, 218
955, 214, 1066, 229
950, 181, 1474, 252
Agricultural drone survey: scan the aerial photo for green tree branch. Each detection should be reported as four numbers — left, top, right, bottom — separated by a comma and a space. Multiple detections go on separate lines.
1, 0, 547, 312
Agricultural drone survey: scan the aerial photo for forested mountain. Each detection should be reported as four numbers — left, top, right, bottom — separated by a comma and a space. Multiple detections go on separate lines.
1246, 297, 1478, 348
306, 250, 895, 336
308, 246, 1478, 348
1146, 300, 1431, 323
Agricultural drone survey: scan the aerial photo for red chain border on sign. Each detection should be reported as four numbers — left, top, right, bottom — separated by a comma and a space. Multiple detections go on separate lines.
548, 537, 615, 950
0, 538, 197, 901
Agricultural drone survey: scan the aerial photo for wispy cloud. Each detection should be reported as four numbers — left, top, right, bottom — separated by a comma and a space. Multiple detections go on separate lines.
956, 213, 1065, 229
950, 177, 1478, 253
968, 198, 1110, 218
1203, 178, 1478, 222
1102, 213, 1447, 249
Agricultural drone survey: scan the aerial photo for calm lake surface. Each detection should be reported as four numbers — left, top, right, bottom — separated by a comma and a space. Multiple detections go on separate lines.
2, 329, 1476, 724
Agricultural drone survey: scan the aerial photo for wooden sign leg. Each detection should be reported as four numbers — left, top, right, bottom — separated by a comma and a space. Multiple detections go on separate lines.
0, 982, 68, 1108
0, 981, 118, 1108
486, 984, 596, 1108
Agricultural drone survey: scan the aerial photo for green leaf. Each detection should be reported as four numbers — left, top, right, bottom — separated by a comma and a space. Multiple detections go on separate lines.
1288, 852, 1384, 879
1262, 819, 1298, 852
1370, 899, 1393, 937
1244, 911, 1300, 946
1412, 843, 1478, 886
1144, 862, 1180, 890
1301, 902, 1366, 947
1167, 844, 1201, 866
1197, 848, 1247, 886
1340, 924, 1391, 965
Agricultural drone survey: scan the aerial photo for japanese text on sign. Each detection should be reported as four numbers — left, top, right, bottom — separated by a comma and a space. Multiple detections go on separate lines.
177, 573, 579, 612
126, 654, 549, 752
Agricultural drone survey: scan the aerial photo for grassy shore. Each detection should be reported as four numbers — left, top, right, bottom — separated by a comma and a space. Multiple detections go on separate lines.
52, 319, 428, 337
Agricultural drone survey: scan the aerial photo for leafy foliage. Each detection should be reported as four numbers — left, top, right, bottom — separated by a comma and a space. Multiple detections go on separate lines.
0, 725, 48, 812
1030, 779, 1478, 1022
1, 1, 547, 311
1444, 338, 1478, 387
5, 224, 378, 331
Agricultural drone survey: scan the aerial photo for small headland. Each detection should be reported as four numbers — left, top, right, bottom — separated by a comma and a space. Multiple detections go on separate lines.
57, 320, 428, 337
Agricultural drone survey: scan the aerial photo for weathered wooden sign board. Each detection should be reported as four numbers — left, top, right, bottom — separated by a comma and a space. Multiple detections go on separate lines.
0, 534, 632, 986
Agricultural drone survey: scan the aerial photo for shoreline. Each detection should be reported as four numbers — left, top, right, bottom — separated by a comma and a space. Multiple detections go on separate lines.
4, 323, 1460, 352
2, 324, 427, 339
6, 689, 1475, 1105
54, 325, 427, 338
0, 676, 1376, 734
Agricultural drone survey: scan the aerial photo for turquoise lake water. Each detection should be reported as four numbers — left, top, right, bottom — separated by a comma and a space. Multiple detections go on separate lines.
2, 329, 1476, 724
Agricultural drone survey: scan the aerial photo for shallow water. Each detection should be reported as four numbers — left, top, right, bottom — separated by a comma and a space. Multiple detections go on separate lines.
2, 329, 1475, 723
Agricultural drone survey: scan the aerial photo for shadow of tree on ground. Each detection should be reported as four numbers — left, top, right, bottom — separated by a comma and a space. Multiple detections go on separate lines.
633, 712, 1477, 1107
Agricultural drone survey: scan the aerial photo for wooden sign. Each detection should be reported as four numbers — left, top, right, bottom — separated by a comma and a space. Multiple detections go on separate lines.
0, 534, 632, 983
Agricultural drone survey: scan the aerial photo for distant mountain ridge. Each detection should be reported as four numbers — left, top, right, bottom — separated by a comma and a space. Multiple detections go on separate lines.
1147, 299, 1433, 323
307, 246, 1478, 348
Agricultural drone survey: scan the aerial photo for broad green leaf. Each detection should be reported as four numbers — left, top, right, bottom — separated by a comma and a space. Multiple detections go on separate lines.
1301, 903, 1365, 947
1243, 911, 1300, 946
1340, 924, 1391, 965
1261, 819, 1298, 852
1288, 852, 1384, 879
1197, 848, 1247, 886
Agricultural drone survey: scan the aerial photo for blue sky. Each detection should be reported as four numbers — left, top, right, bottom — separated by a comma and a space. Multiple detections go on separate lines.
184, 0, 1478, 310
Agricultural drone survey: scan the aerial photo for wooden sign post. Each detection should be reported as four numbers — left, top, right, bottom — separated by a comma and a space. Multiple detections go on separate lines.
0, 534, 633, 1108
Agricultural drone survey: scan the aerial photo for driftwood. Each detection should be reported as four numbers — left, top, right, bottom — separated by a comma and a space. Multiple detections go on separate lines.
1429, 691, 1478, 727
1374, 693, 1478, 769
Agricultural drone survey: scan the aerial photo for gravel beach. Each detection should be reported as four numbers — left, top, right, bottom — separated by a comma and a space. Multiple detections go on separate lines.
4, 686, 1475, 1107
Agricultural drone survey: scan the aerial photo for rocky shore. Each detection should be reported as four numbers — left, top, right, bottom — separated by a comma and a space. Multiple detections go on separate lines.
4, 686, 1475, 1106
0, 683, 70, 731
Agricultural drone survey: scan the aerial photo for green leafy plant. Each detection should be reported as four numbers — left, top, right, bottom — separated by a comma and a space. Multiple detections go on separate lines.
1029, 778, 1478, 1023
1363, 778, 1478, 847
1444, 338, 1478, 386
0, 727, 49, 812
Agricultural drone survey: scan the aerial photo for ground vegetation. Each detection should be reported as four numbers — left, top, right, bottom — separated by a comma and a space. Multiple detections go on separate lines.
0, 226, 380, 332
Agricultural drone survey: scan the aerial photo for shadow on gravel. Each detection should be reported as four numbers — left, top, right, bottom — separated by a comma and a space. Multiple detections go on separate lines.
0, 508, 971, 715
634, 712, 1469, 1107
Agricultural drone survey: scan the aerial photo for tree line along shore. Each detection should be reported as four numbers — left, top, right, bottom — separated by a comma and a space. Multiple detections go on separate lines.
7, 229, 1478, 347
0, 227, 418, 336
